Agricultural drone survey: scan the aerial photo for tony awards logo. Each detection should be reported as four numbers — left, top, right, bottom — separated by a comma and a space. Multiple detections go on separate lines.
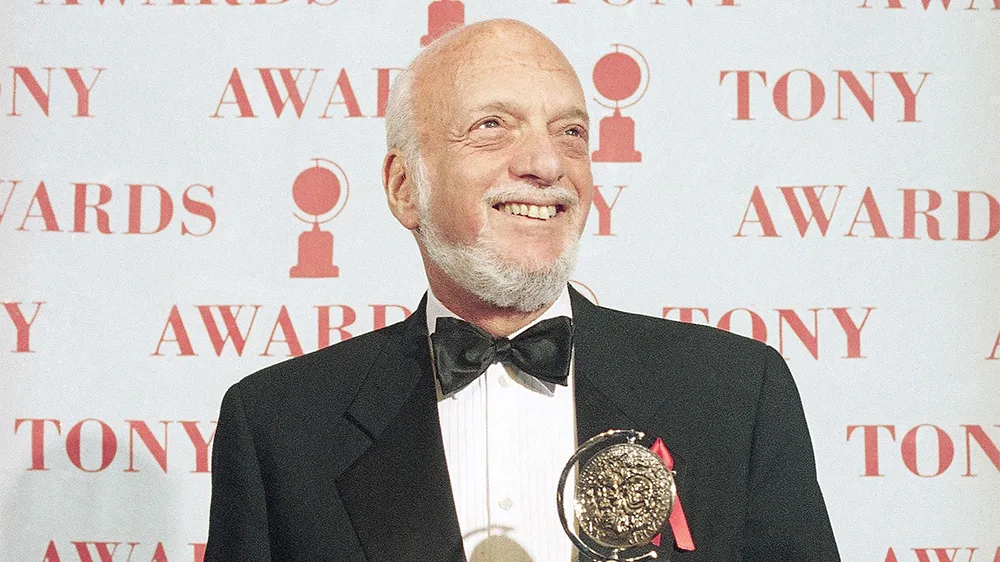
289, 159, 349, 279
570, 280, 600, 306
592, 45, 650, 163
421, 0, 464, 47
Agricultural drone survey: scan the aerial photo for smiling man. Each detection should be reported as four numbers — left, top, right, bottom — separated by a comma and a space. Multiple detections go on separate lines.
383, 20, 592, 336
206, 19, 840, 562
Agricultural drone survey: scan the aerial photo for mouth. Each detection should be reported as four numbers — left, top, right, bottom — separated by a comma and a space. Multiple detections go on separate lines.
492, 202, 566, 221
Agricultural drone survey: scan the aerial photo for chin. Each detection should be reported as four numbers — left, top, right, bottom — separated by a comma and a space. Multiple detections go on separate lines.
496, 251, 563, 274
420, 226, 579, 312
495, 234, 577, 266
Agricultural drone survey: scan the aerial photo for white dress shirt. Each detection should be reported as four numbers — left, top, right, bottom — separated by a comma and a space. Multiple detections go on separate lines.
427, 289, 576, 562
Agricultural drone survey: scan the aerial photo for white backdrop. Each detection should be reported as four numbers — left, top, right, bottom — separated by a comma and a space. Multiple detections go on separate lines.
2, 1, 999, 560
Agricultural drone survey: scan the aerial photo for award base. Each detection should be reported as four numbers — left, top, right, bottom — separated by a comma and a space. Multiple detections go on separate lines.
592, 111, 642, 163
421, 0, 464, 47
290, 228, 339, 278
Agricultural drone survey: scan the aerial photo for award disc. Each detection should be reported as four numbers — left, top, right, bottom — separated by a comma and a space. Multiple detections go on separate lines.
557, 430, 678, 561
575, 442, 675, 549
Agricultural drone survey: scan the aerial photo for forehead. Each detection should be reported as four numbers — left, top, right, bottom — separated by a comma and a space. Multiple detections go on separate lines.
455, 52, 583, 99
415, 27, 587, 123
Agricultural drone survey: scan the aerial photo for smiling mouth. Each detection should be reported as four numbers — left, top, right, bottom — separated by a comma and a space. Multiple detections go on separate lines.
492, 202, 565, 220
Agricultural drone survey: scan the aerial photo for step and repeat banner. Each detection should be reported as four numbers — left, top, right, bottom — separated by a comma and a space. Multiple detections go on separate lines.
2, 0, 999, 560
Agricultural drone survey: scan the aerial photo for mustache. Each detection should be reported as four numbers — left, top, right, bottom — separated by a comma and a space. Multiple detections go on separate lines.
482, 182, 580, 207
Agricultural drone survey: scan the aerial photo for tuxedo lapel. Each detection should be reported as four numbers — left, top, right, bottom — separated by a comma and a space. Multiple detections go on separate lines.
571, 293, 644, 440
570, 287, 653, 439
570, 287, 693, 558
336, 297, 465, 562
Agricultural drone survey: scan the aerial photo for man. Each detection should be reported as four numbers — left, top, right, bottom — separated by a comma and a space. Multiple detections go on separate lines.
206, 19, 840, 562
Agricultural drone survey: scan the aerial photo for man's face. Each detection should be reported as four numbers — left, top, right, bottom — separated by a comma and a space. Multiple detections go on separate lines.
412, 28, 594, 281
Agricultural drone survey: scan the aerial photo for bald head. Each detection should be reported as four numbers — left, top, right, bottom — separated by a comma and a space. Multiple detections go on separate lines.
385, 19, 586, 163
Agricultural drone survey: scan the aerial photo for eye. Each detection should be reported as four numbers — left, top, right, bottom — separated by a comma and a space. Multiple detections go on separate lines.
564, 126, 587, 139
476, 118, 502, 130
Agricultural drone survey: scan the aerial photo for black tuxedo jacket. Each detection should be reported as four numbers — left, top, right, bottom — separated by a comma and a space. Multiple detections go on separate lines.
206, 289, 840, 561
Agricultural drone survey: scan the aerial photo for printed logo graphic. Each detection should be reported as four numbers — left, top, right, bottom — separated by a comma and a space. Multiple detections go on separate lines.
289, 159, 349, 278
860, 0, 1000, 10
662, 305, 875, 360
13, 418, 216, 473
846, 424, 1000, 478
421, 0, 464, 47
151, 303, 413, 357
3, 67, 104, 118
0, 179, 216, 236
210, 67, 401, 119
3, 301, 44, 353
718, 70, 931, 122
569, 280, 600, 305
40, 542, 205, 562
733, 184, 1000, 240
882, 546, 999, 562
591, 44, 649, 163
555, 0, 738, 7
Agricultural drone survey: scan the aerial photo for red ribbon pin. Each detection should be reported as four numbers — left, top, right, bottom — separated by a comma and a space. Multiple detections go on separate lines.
649, 437, 695, 552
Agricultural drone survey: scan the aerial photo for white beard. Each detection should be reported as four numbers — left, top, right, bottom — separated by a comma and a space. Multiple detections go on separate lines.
412, 158, 580, 313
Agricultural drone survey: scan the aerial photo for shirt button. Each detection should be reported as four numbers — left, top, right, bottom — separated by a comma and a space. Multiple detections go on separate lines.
498, 497, 513, 510
498, 374, 510, 388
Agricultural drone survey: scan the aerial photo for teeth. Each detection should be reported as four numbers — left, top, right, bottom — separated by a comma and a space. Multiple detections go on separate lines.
498, 203, 560, 220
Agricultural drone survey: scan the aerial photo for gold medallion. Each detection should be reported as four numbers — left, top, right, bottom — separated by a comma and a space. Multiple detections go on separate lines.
576, 442, 675, 548
557, 430, 677, 562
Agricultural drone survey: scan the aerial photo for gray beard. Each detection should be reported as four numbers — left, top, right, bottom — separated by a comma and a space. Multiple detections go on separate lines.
412, 160, 579, 313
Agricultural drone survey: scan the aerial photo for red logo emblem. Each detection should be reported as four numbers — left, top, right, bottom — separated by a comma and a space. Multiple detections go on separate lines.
592, 44, 649, 163
570, 280, 600, 305
289, 159, 349, 278
421, 0, 464, 47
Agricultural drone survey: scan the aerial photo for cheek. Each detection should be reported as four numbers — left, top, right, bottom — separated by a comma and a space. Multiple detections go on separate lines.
571, 174, 595, 218
446, 170, 494, 213
428, 155, 511, 234
428, 181, 487, 239
578, 183, 594, 210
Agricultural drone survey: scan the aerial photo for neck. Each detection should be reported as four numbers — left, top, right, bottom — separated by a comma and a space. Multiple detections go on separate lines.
426, 268, 552, 338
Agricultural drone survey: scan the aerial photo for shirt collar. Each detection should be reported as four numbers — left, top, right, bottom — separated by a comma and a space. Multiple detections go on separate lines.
425, 287, 573, 337
426, 287, 573, 397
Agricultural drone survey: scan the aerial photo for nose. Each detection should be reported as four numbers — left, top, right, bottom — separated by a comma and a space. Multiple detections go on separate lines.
509, 128, 565, 187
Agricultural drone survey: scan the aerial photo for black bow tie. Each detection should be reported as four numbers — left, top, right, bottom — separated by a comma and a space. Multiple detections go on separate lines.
430, 316, 574, 396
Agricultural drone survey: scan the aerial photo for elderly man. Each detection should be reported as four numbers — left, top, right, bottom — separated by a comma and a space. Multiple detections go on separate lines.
206, 19, 840, 562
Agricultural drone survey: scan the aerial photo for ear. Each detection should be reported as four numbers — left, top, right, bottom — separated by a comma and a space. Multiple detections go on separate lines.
382, 149, 421, 231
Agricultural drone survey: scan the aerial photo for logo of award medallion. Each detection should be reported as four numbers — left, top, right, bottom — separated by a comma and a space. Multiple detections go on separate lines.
289, 159, 349, 279
570, 279, 600, 305
421, 0, 464, 47
592, 45, 650, 163
558, 429, 675, 562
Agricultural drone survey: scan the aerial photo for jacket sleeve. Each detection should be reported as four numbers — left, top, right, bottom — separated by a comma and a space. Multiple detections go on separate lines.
205, 384, 273, 562
742, 347, 841, 562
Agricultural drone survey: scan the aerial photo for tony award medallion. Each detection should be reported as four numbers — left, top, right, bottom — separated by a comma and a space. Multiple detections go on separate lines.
557, 430, 676, 562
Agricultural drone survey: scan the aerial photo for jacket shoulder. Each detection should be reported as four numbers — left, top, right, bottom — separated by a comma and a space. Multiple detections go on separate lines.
229, 321, 405, 418
588, 303, 777, 365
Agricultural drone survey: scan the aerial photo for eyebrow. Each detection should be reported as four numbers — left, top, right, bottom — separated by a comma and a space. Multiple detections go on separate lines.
560, 108, 591, 127
467, 101, 590, 126
468, 100, 521, 116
